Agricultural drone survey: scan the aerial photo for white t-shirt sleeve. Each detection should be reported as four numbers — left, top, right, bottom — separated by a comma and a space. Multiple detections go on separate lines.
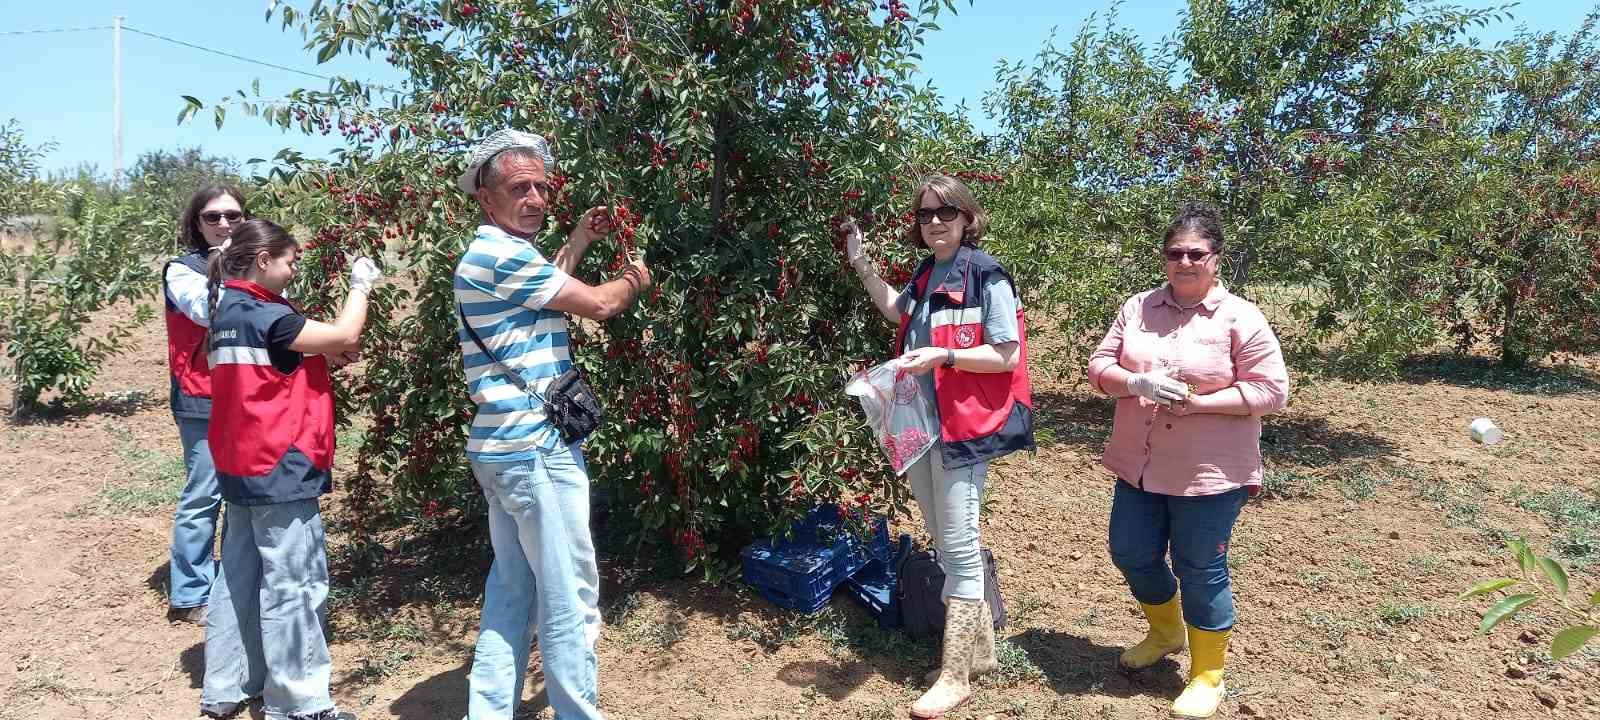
164, 262, 211, 327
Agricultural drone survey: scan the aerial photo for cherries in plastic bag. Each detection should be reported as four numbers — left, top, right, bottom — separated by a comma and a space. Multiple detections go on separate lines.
845, 359, 937, 475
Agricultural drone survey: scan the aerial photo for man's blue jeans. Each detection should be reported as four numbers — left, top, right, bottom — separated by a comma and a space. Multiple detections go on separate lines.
467, 443, 603, 720
201, 499, 336, 720
1108, 480, 1247, 631
170, 414, 221, 609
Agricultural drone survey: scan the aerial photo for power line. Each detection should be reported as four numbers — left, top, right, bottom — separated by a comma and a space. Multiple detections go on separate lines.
0, 22, 348, 86
121, 25, 402, 96
120, 25, 338, 84
0, 25, 112, 36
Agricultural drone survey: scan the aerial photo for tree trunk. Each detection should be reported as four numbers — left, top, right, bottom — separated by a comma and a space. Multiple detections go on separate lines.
710, 108, 731, 239
1500, 286, 1529, 368
8, 375, 33, 423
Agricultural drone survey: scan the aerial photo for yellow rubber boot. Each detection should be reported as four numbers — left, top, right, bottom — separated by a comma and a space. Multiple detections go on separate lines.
1171, 625, 1230, 719
1119, 596, 1186, 669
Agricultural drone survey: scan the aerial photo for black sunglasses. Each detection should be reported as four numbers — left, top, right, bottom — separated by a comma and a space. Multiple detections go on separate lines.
915, 206, 962, 224
1163, 249, 1213, 262
200, 210, 244, 224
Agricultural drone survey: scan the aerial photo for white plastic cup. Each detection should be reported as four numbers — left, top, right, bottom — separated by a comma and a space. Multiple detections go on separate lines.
1469, 417, 1503, 445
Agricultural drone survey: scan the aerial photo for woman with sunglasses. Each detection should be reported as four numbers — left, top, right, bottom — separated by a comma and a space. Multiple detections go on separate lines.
197, 218, 378, 720
1085, 202, 1288, 719
844, 174, 1034, 719
162, 185, 249, 625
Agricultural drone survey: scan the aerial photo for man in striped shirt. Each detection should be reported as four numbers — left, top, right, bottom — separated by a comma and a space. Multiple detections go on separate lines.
453, 129, 651, 720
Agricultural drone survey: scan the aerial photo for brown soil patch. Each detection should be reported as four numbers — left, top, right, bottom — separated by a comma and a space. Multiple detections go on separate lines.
2, 306, 1598, 720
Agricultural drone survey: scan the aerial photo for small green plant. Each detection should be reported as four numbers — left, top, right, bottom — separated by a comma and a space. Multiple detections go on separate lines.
1260, 467, 1323, 499
84, 443, 186, 514
1299, 568, 1329, 591
1461, 538, 1599, 661
990, 638, 1045, 686
1376, 600, 1427, 626
1509, 484, 1600, 566
1336, 464, 1389, 502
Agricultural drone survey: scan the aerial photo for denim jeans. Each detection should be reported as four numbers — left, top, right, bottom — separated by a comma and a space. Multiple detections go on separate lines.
201, 499, 336, 720
170, 413, 221, 609
906, 444, 989, 601
467, 443, 603, 720
1107, 480, 1247, 631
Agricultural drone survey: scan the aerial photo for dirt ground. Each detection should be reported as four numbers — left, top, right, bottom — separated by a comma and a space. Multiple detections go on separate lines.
2, 304, 1598, 720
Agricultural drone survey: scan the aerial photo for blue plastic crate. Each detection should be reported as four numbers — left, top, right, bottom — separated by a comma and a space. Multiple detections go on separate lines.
757, 583, 833, 614
840, 533, 912, 628
741, 508, 887, 613
741, 531, 865, 607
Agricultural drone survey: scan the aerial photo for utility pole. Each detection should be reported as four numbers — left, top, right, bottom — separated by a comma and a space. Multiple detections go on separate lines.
112, 15, 123, 187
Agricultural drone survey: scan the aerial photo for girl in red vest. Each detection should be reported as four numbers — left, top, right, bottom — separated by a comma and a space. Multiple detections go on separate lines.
197, 219, 379, 720
844, 174, 1035, 718
163, 185, 249, 624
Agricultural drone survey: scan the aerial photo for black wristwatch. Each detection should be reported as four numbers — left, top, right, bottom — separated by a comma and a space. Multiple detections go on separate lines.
942, 348, 956, 368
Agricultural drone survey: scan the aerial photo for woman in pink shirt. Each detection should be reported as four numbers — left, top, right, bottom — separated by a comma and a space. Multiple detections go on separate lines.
1085, 203, 1288, 720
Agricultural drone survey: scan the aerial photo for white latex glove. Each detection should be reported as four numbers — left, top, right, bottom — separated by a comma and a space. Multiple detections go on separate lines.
841, 221, 866, 264
1127, 369, 1189, 407
349, 257, 382, 293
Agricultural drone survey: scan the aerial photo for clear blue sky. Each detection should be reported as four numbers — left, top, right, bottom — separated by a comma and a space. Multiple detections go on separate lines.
0, 1, 1591, 176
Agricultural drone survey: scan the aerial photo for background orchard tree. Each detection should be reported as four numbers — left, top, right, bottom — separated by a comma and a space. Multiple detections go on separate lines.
972, 1, 1595, 374
1447, 15, 1600, 367
0, 122, 166, 420
200, 0, 969, 570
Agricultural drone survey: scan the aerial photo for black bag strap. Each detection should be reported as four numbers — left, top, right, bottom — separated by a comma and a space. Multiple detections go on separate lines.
457, 304, 537, 398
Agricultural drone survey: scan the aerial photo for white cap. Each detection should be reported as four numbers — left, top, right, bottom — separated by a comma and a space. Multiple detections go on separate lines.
456, 128, 556, 194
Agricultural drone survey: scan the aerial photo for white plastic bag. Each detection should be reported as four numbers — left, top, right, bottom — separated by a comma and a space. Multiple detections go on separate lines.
846, 359, 937, 474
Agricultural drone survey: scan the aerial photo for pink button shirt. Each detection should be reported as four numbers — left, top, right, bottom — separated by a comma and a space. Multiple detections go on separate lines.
1086, 283, 1290, 496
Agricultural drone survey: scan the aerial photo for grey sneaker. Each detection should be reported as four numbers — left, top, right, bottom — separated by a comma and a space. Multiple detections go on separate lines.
198, 695, 260, 719
293, 710, 356, 720
167, 604, 207, 625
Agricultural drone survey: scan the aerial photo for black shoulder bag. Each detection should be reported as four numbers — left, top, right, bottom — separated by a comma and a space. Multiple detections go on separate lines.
894, 545, 1006, 640
457, 306, 603, 444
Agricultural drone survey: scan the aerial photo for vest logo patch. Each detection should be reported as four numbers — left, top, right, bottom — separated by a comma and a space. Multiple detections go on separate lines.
214, 329, 239, 340
955, 326, 977, 348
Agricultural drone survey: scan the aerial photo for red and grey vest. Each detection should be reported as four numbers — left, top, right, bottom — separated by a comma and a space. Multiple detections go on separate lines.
207, 279, 334, 505
163, 251, 213, 418
894, 243, 1036, 469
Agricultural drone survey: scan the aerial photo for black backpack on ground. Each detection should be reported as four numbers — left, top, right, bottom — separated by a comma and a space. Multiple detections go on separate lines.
894, 544, 1006, 640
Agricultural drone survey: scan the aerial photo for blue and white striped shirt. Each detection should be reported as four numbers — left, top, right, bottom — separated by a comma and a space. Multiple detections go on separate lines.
454, 224, 572, 462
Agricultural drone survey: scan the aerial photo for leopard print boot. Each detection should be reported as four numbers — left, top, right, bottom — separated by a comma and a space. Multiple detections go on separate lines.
910, 596, 982, 718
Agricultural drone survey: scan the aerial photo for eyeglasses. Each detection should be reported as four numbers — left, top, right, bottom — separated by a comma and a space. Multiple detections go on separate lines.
915, 206, 962, 224
200, 210, 244, 225
1163, 249, 1213, 262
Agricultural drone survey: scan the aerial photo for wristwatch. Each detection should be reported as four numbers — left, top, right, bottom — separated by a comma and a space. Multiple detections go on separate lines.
943, 348, 956, 368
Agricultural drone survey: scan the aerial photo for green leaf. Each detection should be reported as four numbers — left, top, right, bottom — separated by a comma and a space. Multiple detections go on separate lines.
214, 105, 227, 130
1550, 625, 1599, 660
1458, 578, 1518, 599
1479, 593, 1537, 634
176, 96, 203, 125
1506, 538, 1535, 575
1538, 557, 1569, 596
316, 40, 341, 64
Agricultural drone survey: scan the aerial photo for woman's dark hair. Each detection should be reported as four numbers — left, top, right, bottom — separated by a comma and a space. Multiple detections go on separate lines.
179, 184, 249, 253
205, 219, 296, 349
901, 174, 988, 250
1162, 201, 1225, 253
